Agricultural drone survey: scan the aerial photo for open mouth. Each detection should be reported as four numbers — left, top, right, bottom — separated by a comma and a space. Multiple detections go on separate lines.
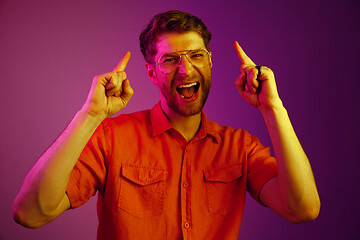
176, 82, 200, 100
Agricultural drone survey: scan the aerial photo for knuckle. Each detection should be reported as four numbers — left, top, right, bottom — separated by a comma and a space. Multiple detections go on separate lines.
263, 66, 275, 77
250, 66, 257, 74
244, 65, 254, 74
263, 66, 272, 73
114, 71, 127, 79
94, 74, 104, 81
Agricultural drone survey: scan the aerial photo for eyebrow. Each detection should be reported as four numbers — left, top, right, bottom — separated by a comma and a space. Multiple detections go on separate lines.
162, 49, 204, 55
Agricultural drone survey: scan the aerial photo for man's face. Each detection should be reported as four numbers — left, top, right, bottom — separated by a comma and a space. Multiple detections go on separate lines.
147, 31, 212, 117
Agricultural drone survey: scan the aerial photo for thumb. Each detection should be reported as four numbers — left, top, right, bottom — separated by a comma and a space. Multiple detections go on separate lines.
121, 79, 134, 102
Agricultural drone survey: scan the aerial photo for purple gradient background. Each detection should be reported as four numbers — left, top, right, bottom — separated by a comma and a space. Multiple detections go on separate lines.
1, 0, 359, 239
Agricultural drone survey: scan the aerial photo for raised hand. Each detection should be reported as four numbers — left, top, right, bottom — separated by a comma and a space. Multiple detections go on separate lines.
82, 51, 134, 121
234, 41, 282, 111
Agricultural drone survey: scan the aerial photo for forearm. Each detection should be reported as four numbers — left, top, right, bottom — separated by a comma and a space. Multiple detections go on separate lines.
260, 103, 320, 221
13, 110, 103, 227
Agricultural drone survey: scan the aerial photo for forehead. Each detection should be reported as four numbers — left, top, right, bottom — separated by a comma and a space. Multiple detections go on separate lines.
155, 31, 206, 56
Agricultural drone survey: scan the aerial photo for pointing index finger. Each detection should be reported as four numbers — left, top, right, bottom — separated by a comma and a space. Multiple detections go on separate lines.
234, 41, 255, 65
113, 51, 131, 72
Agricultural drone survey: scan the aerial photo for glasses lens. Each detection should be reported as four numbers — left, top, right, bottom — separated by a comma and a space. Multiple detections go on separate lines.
187, 49, 210, 68
158, 53, 181, 74
158, 49, 210, 74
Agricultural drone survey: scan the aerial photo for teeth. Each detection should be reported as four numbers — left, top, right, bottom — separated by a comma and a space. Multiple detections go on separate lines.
178, 82, 197, 88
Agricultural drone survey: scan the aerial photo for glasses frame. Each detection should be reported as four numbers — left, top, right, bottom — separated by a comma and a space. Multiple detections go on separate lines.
153, 49, 212, 74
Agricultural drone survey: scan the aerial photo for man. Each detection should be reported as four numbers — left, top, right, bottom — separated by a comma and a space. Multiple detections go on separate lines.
13, 10, 320, 239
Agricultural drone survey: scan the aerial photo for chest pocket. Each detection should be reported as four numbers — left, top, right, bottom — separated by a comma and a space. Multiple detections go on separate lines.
203, 164, 244, 215
118, 164, 167, 218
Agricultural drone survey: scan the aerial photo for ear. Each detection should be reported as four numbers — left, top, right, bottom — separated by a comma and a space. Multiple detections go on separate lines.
209, 51, 213, 68
145, 63, 158, 85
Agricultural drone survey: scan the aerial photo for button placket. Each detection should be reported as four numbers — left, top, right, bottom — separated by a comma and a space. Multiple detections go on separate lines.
180, 145, 192, 237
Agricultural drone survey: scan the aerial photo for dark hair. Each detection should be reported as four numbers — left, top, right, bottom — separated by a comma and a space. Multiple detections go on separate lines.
139, 10, 212, 63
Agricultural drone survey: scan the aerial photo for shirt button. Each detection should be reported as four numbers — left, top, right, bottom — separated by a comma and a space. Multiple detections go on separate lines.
183, 182, 189, 188
184, 222, 190, 229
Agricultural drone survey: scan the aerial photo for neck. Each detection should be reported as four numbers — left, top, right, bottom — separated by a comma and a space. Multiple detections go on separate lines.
161, 102, 201, 142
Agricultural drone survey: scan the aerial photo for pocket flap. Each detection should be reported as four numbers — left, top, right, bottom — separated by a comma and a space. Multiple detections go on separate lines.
121, 165, 167, 186
203, 164, 243, 183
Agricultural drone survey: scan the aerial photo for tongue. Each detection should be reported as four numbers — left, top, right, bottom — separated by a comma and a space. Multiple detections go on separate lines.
178, 86, 195, 99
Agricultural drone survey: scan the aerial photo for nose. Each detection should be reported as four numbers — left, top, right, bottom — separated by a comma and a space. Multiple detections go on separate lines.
177, 54, 194, 76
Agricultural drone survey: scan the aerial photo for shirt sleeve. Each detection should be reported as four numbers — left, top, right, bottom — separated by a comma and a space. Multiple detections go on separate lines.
246, 134, 278, 206
66, 121, 109, 209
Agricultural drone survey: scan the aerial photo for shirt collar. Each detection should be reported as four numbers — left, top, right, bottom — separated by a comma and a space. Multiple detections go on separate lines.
150, 102, 221, 143
150, 102, 173, 136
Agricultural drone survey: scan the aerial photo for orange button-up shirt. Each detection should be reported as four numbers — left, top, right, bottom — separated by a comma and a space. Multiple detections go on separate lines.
67, 102, 277, 240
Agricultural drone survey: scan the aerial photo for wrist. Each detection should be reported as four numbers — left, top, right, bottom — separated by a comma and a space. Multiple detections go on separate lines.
76, 108, 105, 130
79, 104, 107, 123
260, 98, 284, 116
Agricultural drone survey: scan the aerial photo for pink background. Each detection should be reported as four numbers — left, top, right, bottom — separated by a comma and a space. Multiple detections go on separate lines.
1, 0, 359, 239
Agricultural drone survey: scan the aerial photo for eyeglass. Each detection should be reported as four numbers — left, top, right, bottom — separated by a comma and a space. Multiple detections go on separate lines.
154, 49, 211, 74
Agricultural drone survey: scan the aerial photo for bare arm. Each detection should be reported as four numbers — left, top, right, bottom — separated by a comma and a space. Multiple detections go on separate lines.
259, 103, 320, 223
12, 52, 134, 228
234, 42, 320, 222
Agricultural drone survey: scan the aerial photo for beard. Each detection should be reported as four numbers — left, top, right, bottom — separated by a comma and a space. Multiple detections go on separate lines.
159, 71, 211, 116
